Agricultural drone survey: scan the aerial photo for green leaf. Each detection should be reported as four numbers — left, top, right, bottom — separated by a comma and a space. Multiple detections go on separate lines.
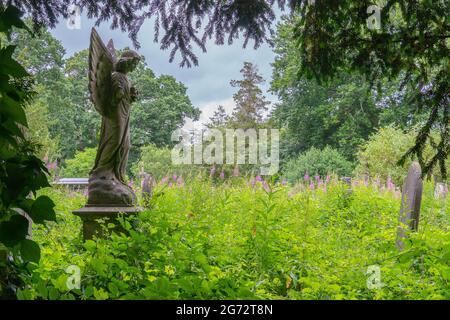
0, 95, 28, 126
0, 5, 30, 34
0, 214, 29, 247
20, 239, 41, 263
30, 195, 56, 224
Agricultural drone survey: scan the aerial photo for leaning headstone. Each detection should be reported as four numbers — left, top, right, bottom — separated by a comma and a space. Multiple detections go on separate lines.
396, 162, 423, 250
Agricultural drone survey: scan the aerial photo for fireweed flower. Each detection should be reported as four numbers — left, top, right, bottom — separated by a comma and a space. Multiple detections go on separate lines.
255, 175, 262, 182
172, 174, 177, 181
220, 171, 225, 180
210, 165, 216, 176
168, 181, 173, 187
304, 172, 310, 181
325, 175, 330, 183
315, 175, 320, 182
387, 176, 395, 191
309, 182, 315, 190
262, 181, 271, 193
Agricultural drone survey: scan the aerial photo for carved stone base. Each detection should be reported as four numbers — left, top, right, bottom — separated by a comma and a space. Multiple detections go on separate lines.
73, 206, 141, 240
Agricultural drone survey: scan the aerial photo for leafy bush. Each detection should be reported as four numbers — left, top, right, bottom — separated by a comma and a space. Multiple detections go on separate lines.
283, 146, 354, 182
354, 126, 448, 185
20, 178, 449, 300
60, 148, 96, 178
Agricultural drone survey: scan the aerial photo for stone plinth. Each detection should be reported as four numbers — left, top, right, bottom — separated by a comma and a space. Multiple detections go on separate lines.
73, 206, 141, 240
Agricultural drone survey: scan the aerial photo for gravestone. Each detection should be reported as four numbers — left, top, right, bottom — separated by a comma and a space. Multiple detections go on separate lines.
396, 162, 423, 250
73, 28, 141, 240
434, 182, 447, 199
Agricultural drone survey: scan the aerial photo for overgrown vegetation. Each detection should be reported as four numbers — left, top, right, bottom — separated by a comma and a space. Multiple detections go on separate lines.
17, 177, 449, 300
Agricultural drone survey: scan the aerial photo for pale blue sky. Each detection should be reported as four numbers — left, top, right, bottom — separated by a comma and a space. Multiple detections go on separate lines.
50, 13, 280, 129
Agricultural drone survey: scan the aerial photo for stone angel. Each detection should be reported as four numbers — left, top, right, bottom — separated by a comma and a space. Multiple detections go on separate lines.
87, 28, 140, 206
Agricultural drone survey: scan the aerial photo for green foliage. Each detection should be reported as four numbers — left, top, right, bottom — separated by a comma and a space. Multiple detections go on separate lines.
289, 1, 449, 177
355, 126, 449, 185
18, 178, 450, 300
270, 15, 429, 163
0, 5, 56, 298
283, 147, 354, 182
60, 148, 96, 178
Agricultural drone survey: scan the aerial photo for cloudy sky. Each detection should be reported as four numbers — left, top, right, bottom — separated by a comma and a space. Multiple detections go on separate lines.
50, 12, 280, 130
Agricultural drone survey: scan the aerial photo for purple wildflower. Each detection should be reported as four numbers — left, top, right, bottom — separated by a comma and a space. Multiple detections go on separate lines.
309, 182, 315, 190
210, 165, 216, 176
325, 175, 330, 183
281, 179, 287, 186
262, 181, 271, 193
304, 172, 310, 181
255, 175, 262, 182
219, 171, 225, 179
314, 174, 320, 182
172, 174, 177, 181
251, 178, 256, 187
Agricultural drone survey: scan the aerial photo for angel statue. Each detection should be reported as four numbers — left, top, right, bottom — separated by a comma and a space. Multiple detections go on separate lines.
87, 28, 140, 206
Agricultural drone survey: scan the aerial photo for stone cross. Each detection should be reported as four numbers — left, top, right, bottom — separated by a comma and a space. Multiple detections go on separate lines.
396, 162, 423, 250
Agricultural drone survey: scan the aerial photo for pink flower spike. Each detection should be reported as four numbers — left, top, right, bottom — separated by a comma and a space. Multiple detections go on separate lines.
304, 172, 310, 181
255, 175, 262, 182
309, 182, 315, 190
220, 171, 225, 179
262, 181, 271, 193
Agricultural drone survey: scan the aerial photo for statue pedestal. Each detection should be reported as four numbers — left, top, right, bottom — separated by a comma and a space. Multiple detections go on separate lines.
73, 206, 141, 240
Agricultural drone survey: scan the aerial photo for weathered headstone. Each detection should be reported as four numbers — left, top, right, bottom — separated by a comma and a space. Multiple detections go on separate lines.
396, 162, 423, 250
434, 182, 447, 199
73, 28, 141, 240
140, 171, 153, 207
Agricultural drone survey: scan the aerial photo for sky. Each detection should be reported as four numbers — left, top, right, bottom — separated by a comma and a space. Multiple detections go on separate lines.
50, 12, 280, 131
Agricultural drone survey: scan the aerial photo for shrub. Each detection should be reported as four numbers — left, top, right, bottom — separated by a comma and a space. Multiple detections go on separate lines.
60, 148, 96, 178
283, 146, 354, 182
354, 126, 448, 185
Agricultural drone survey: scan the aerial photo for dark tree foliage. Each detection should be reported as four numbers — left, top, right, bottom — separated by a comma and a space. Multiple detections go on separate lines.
6, 0, 293, 67
0, 5, 56, 298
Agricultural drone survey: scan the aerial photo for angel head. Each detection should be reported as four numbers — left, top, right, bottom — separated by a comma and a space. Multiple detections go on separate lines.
115, 50, 140, 73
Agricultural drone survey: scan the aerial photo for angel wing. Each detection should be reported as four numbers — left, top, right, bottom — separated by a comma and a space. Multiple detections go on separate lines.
88, 28, 117, 117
